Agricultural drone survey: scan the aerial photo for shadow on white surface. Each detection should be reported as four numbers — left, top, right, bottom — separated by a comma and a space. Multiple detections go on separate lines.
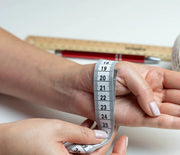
0, 94, 179, 155
0, 94, 85, 124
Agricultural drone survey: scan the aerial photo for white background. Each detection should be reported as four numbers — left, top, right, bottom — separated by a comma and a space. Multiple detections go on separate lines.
0, 0, 180, 154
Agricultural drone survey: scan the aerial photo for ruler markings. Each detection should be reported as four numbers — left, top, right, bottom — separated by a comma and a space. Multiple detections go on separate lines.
64, 59, 117, 153
26, 36, 172, 61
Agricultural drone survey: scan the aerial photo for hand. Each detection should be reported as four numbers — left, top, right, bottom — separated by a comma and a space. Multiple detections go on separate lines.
0, 118, 106, 155
0, 28, 179, 129
114, 62, 180, 128
0, 118, 127, 155
76, 119, 128, 155
57, 61, 180, 129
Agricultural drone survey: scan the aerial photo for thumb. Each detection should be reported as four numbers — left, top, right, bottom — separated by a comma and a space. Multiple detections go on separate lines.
111, 136, 128, 155
116, 62, 160, 117
58, 121, 108, 144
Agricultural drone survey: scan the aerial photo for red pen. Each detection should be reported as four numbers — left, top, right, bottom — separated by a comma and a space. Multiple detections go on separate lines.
55, 50, 160, 64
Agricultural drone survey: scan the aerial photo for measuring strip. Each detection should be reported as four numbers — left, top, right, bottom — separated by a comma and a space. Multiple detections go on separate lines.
26, 36, 172, 61
64, 59, 118, 154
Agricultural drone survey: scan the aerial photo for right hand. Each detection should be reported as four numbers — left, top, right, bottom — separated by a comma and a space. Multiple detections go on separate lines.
0, 118, 127, 155
81, 119, 128, 155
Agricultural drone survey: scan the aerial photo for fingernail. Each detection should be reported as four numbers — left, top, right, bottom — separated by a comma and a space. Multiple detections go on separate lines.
150, 101, 160, 116
126, 137, 128, 147
94, 130, 108, 139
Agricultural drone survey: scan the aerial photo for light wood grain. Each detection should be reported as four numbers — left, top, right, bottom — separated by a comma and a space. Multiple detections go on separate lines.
26, 36, 172, 61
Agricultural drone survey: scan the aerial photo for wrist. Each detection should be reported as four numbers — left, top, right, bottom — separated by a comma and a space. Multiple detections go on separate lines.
22, 54, 83, 112
48, 62, 96, 119
42, 57, 83, 111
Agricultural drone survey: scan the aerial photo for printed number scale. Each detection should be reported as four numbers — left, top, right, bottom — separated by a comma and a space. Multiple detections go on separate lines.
26, 36, 172, 61
64, 60, 118, 154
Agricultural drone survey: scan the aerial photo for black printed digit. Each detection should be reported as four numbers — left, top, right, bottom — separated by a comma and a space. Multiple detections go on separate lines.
101, 66, 107, 71
100, 95, 106, 100
100, 104, 107, 110
100, 75, 106, 81
101, 114, 108, 119
104, 61, 109, 64
99, 85, 105, 91
102, 122, 108, 128
74, 148, 80, 153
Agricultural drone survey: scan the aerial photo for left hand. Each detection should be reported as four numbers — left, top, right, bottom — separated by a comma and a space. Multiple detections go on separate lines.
53, 61, 180, 129
1, 28, 179, 130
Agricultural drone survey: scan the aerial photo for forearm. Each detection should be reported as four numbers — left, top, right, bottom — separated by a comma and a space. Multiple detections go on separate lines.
0, 28, 84, 114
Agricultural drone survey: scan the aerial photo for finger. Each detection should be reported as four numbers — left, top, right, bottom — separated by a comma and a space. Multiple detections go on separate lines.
81, 119, 94, 128
163, 69, 180, 89
116, 61, 160, 117
88, 128, 118, 155
143, 114, 180, 129
160, 102, 180, 117
58, 121, 108, 144
116, 81, 130, 95
111, 136, 128, 155
114, 96, 180, 129
163, 89, 180, 105
47, 142, 70, 155
88, 137, 113, 155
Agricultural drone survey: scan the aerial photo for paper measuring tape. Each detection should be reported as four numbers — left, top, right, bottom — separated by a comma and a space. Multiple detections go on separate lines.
64, 59, 118, 154
26, 36, 172, 61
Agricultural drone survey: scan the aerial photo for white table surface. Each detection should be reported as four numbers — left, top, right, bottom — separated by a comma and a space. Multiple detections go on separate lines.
0, 0, 180, 155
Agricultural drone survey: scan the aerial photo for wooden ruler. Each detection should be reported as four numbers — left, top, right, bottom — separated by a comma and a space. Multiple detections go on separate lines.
25, 36, 172, 61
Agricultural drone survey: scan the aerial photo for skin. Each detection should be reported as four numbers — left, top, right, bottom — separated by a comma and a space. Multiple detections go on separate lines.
0, 118, 127, 155
0, 28, 127, 154
78, 119, 127, 155
0, 28, 180, 129
0, 27, 180, 153
76, 61, 180, 128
